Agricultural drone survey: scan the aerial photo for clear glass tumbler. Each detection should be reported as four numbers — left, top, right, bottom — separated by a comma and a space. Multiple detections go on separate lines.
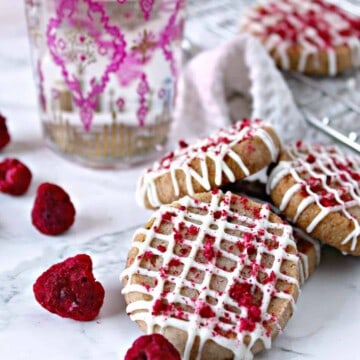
24, 0, 186, 167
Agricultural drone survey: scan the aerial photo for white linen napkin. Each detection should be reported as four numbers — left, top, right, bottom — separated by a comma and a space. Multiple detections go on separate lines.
173, 33, 307, 144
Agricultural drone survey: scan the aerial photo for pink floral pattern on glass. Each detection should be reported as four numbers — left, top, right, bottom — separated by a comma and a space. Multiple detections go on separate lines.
116, 97, 126, 112
137, 73, 150, 127
158, 0, 184, 77
42, 0, 185, 130
47, 0, 127, 131
140, 0, 155, 20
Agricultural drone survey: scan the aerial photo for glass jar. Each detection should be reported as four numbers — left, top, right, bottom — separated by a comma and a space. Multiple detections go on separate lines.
25, 0, 186, 167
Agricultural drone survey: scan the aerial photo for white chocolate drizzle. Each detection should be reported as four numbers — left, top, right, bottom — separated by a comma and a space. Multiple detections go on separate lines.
241, 0, 360, 75
136, 119, 279, 208
122, 191, 299, 359
267, 142, 360, 253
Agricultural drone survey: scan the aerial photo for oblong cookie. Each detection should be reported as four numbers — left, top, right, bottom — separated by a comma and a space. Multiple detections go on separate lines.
240, 0, 360, 76
122, 190, 299, 359
136, 119, 281, 209
268, 142, 360, 255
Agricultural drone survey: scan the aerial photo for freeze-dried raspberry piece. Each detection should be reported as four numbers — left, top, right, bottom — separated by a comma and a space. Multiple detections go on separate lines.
31, 183, 75, 235
0, 114, 10, 150
0, 158, 32, 195
33, 254, 104, 321
125, 334, 181, 360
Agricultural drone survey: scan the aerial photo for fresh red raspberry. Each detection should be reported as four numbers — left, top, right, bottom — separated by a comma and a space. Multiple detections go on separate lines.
33, 254, 105, 321
31, 183, 76, 235
125, 334, 181, 360
0, 114, 10, 150
0, 158, 32, 195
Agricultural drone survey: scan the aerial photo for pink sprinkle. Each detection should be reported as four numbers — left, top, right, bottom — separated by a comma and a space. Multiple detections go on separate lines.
306, 153, 316, 164
178, 140, 188, 149
162, 211, 176, 222
203, 235, 216, 262
157, 245, 166, 253
243, 233, 255, 242
168, 258, 182, 267
186, 224, 199, 236
263, 271, 276, 284
174, 231, 183, 243
143, 251, 153, 261
198, 304, 215, 318
152, 300, 170, 315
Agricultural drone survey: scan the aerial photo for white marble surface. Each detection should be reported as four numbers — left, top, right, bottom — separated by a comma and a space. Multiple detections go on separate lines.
1, 2, 360, 360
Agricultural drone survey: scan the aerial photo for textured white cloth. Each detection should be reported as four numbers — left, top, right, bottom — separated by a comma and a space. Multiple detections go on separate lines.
174, 34, 307, 143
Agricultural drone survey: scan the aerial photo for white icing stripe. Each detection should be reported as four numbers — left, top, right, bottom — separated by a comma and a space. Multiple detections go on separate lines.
241, 0, 360, 75
279, 183, 302, 211
268, 143, 360, 253
121, 191, 299, 359
136, 119, 279, 208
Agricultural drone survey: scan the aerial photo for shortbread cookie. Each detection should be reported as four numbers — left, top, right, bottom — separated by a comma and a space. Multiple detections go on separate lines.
122, 190, 299, 359
136, 119, 281, 209
268, 142, 360, 255
240, 0, 360, 76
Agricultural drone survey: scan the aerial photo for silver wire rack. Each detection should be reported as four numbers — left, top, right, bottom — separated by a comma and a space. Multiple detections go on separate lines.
185, 0, 360, 153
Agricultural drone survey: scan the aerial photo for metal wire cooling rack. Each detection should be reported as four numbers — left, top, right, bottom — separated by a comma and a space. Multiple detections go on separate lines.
184, 0, 360, 153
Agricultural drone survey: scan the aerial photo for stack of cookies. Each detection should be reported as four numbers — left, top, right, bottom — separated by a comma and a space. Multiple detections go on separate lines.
121, 2, 360, 357
119, 116, 359, 359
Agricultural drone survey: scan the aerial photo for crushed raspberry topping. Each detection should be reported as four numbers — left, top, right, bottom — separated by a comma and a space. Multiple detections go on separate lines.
239, 305, 262, 332
167, 258, 182, 269
157, 245, 166, 253
306, 154, 316, 164
186, 224, 199, 236
159, 152, 175, 169
174, 231, 183, 243
247, 0, 360, 49
263, 271, 276, 284
150, 119, 266, 172
161, 211, 177, 222
198, 303, 215, 318
229, 282, 256, 308
143, 251, 154, 261
178, 139, 188, 149
295, 140, 303, 149
203, 235, 215, 262
152, 299, 170, 316
298, 149, 360, 209
270, 142, 360, 252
